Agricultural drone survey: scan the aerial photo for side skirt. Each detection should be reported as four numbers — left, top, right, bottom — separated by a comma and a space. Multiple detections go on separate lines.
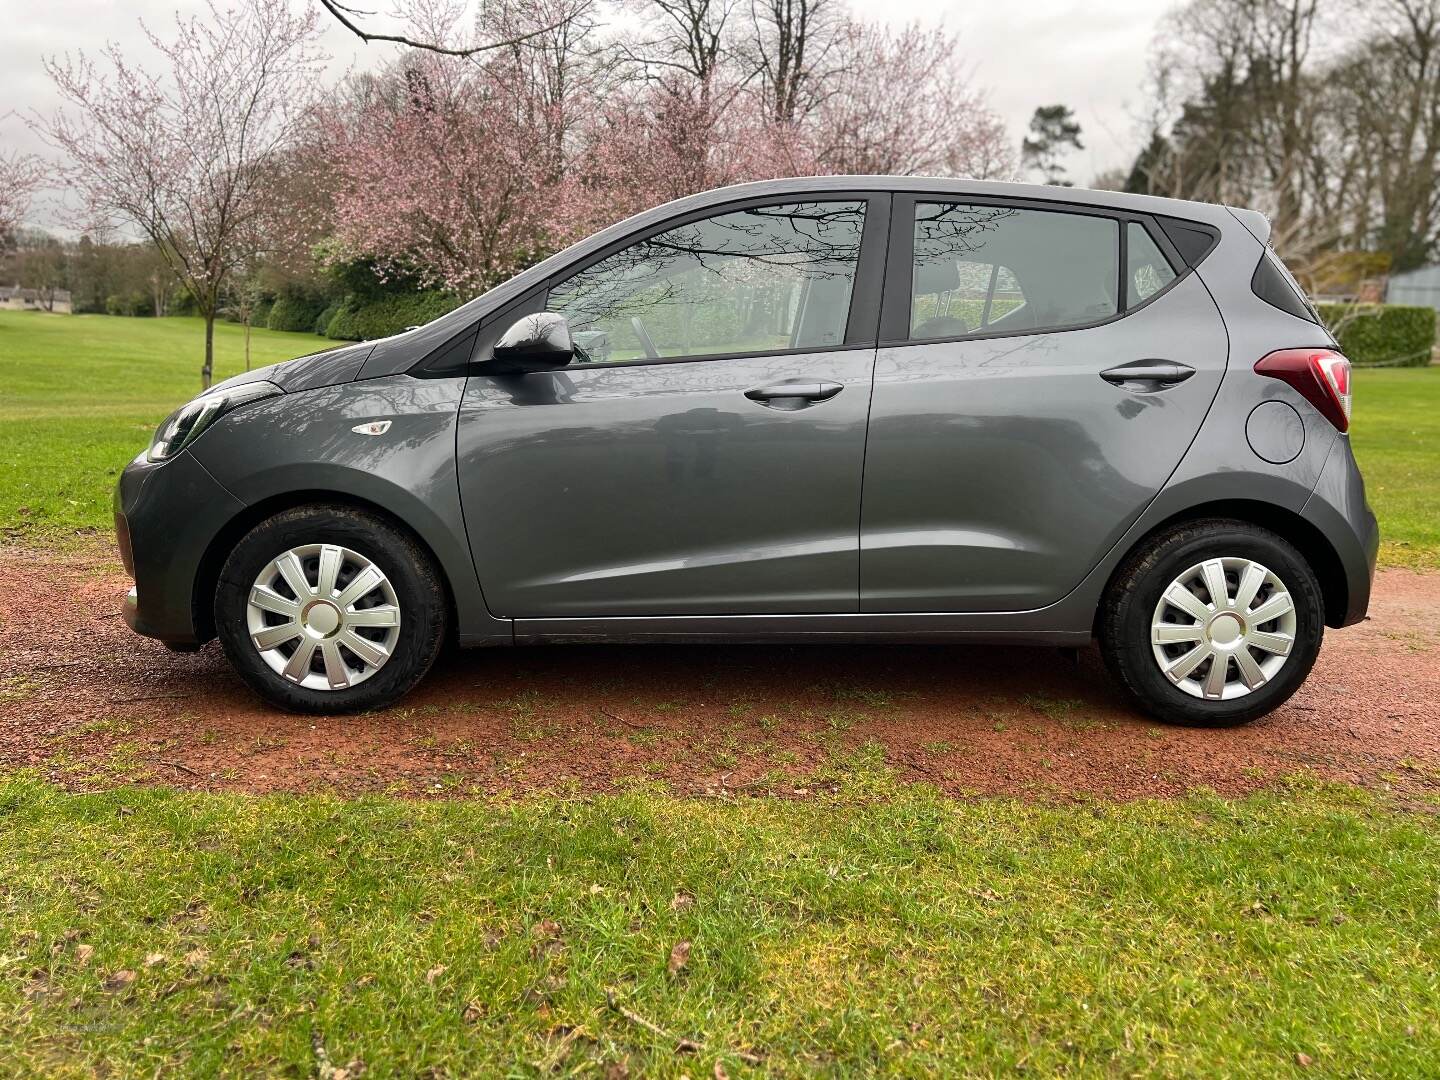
508, 613, 1092, 647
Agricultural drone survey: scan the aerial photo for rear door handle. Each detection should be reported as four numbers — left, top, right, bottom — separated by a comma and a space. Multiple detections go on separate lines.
744, 380, 844, 409
1100, 361, 1195, 391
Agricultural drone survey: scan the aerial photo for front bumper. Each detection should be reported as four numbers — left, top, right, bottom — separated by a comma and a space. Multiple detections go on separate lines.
114, 449, 246, 644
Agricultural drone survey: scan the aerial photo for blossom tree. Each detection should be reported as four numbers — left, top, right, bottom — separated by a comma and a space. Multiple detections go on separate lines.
560, 76, 823, 238
0, 148, 44, 244
817, 22, 1013, 179
317, 53, 558, 294
310, 0, 1016, 301
39, 0, 325, 388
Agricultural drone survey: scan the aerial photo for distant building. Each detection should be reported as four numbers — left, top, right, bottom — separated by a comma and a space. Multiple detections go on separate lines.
1386, 264, 1440, 316
0, 284, 73, 314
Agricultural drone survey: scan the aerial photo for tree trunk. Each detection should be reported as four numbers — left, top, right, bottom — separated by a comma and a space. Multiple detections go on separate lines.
244, 313, 251, 372
202, 311, 215, 390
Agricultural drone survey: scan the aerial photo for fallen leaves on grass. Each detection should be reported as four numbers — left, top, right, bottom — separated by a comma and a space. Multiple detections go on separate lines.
103, 969, 136, 992
531, 919, 564, 959
667, 939, 692, 977
425, 963, 447, 985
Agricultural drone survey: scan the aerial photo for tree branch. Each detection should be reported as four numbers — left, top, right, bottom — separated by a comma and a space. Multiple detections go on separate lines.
317, 0, 568, 58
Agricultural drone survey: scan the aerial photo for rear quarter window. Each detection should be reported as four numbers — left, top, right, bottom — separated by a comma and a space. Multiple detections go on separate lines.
1251, 251, 1319, 323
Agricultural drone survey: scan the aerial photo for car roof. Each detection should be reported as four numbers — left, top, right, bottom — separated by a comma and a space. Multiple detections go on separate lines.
678, 175, 1243, 223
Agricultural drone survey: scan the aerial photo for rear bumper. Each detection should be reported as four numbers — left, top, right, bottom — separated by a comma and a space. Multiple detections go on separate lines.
114, 449, 246, 644
1301, 435, 1378, 628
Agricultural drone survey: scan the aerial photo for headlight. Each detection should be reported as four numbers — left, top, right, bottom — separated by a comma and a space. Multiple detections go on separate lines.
148, 381, 283, 462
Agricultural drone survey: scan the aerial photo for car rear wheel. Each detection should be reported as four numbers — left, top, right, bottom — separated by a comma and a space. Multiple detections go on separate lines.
1099, 519, 1324, 726
215, 506, 446, 714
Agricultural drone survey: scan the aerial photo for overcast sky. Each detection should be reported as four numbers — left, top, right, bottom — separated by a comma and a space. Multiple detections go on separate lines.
1, 0, 1171, 232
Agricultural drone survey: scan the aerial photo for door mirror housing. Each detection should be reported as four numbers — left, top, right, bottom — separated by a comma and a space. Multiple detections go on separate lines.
491, 312, 575, 371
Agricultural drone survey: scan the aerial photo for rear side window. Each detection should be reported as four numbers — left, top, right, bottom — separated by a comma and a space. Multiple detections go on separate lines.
1126, 222, 1177, 306
1252, 250, 1319, 324
910, 203, 1118, 340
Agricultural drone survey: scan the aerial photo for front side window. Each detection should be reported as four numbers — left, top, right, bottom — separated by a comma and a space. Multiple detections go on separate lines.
910, 203, 1119, 340
548, 201, 866, 363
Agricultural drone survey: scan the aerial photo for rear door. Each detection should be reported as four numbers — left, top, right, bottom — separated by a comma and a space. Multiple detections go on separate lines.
860, 197, 1228, 612
457, 194, 888, 617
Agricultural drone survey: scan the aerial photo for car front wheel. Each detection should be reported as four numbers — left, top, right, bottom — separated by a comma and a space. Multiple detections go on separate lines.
214, 505, 447, 714
1099, 519, 1325, 726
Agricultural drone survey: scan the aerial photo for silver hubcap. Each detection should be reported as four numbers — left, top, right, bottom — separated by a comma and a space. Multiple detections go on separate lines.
1150, 557, 1297, 701
246, 544, 401, 691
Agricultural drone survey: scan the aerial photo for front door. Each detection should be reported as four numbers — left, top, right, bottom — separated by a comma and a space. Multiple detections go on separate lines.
860, 198, 1229, 612
457, 196, 886, 617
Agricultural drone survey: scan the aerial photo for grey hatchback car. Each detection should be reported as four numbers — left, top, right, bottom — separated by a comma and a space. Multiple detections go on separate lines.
115, 177, 1377, 726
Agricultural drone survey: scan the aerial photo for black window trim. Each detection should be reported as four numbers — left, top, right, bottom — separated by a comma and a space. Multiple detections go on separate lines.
411, 187, 1219, 376
879, 193, 1199, 349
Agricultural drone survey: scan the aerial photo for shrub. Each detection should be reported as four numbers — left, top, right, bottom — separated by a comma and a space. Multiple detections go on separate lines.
314, 302, 340, 335
325, 291, 462, 341
1317, 303, 1436, 367
104, 291, 152, 317
169, 289, 200, 317
267, 283, 329, 333
250, 299, 274, 329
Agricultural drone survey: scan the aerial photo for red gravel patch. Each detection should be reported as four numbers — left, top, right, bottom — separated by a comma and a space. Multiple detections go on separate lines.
2, 543, 1437, 801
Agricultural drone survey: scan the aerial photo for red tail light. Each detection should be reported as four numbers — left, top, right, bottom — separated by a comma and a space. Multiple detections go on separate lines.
1253, 348, 1352, 432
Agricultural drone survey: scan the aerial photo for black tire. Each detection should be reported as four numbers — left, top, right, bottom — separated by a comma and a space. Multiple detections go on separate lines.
215, 505, 447, 714
1099, 519, 1324, 727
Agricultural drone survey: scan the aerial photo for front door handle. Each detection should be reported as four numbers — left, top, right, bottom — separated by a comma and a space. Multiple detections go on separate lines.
744, 380, 844, 409
1100, 360, 1195, 391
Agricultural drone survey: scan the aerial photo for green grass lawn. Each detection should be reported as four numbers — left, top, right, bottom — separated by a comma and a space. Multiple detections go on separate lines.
1, 772, 1437, 1077
0, 311, 331, 542
1349, 367, 1440, 568
1, 309, 1435, 566
3, 311, 1439, 1075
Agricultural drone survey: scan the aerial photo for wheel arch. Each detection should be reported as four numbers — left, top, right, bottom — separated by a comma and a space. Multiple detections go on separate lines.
1096, 498, 1349, 632
190, 490, 460, 643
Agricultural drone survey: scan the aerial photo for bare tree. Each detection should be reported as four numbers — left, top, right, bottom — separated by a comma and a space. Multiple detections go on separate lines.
1152, 0, 1326, 231
1131, 0, 1439, 276
1322, 0, 1440, 270
622, 0, 742, 83
317, 0, 570, 58
482, 0, 601, 176
745, 0, 845, 124
39, 0, 325, 389
12, 230, 68, 310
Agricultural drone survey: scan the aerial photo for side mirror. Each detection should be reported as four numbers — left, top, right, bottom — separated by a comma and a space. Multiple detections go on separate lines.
491, 312, 575, 371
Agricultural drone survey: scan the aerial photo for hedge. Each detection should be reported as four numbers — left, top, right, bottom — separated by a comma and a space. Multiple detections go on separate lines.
1317, 303, 1436, 367
267, 286, 329, 334
325, 291, 462, 341
314, 302, 341, 336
